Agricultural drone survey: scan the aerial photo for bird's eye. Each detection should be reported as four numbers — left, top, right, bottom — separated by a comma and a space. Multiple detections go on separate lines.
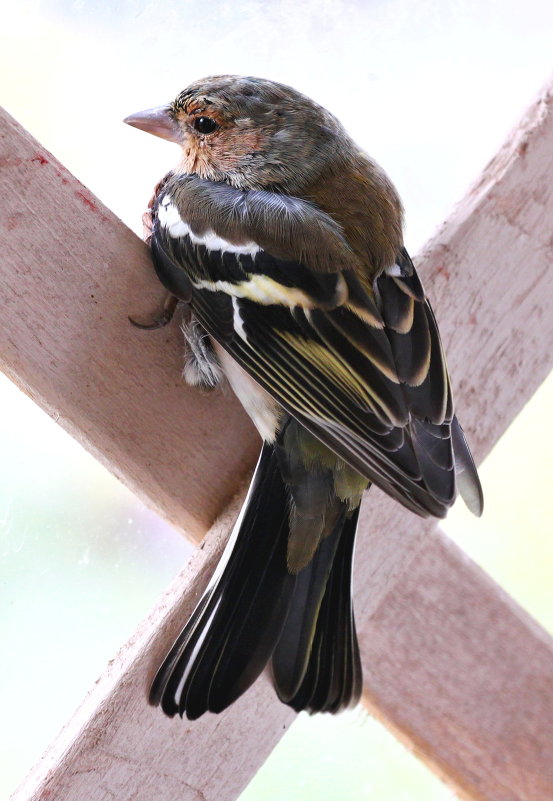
193, 116, 218, 134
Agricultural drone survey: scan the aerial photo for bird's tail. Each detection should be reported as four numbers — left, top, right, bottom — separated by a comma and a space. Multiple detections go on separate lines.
271, 506, 362, 713
149, 441, 362, 719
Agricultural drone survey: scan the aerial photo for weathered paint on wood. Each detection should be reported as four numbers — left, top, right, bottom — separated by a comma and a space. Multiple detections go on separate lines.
361, 534, 553, 801
0, 110, 259, 542
3, 76, 553, 801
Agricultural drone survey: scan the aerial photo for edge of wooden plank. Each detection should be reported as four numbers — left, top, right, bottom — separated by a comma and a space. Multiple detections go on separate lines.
413, 75, 553, 465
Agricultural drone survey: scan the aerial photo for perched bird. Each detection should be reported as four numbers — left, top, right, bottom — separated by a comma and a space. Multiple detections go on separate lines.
124, 75, 483, 721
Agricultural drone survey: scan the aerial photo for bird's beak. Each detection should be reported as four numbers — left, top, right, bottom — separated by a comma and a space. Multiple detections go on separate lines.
123, 104, 181, 144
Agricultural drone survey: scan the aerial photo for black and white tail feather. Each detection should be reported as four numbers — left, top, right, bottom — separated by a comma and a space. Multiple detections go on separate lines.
150, 429, 362, 719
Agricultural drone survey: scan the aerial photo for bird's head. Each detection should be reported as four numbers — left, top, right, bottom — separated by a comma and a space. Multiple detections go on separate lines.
124, 75, 350, 193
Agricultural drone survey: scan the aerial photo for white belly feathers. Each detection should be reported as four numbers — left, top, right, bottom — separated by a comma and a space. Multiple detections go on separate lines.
213, 342, 282, 442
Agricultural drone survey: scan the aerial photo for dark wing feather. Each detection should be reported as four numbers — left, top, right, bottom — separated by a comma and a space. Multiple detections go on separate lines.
151, 184, 482, 518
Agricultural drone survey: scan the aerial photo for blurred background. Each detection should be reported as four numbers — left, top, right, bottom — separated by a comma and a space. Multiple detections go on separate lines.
1, 1, 552, 799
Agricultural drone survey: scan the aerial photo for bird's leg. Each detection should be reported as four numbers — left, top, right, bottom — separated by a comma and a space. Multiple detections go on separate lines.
181, 311, 223, 390
128, 292, 180, 330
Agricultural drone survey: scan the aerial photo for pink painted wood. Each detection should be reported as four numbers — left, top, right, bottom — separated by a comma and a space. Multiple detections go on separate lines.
0, 113, 259, 541
2, 76, 553, 801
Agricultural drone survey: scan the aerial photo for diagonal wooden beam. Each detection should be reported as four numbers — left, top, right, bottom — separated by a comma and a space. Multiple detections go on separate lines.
361, 533, 553, 801
3, 75, 553, 801
0, 110, 259, 542
9, 496, 298, 801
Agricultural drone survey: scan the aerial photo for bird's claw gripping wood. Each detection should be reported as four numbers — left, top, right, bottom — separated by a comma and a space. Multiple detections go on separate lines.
128, 292, 179, 330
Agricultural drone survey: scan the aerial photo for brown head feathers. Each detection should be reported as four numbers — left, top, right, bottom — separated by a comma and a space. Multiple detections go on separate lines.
169, 75, 345, 194
166, 75, 404, 274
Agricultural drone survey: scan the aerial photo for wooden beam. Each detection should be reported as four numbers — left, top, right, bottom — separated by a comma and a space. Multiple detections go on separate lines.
352, 77, 553, 799
10, 496, 296, 801
0, 110, 259, 542
361, 533, 553, 801
4, 75, 553, 801
353, 76, 553, 621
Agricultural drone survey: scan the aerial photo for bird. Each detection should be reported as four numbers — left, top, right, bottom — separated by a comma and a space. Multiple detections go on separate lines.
124, 75, 483, 721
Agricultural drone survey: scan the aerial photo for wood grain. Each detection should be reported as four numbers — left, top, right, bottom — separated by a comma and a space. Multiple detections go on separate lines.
4, 76, 553, 801
361, 533, 553, 801
0, 110, 259, 542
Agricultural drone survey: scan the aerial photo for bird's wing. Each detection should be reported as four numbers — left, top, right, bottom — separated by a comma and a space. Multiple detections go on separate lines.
151, 175, 483, 518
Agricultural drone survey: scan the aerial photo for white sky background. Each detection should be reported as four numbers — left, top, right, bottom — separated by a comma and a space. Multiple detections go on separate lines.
4, 0, 553, 250
1, 1, 553, 799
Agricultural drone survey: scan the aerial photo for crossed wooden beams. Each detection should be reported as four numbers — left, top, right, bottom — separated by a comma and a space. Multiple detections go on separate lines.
2, 77, 553, 801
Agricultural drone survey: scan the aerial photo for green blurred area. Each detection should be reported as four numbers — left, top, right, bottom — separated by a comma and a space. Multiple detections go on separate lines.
242, 709, 457, 801
445, 376, 553, 636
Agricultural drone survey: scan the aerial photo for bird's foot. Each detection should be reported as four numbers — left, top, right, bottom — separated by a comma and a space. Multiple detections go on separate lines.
129, 293, 179, 330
